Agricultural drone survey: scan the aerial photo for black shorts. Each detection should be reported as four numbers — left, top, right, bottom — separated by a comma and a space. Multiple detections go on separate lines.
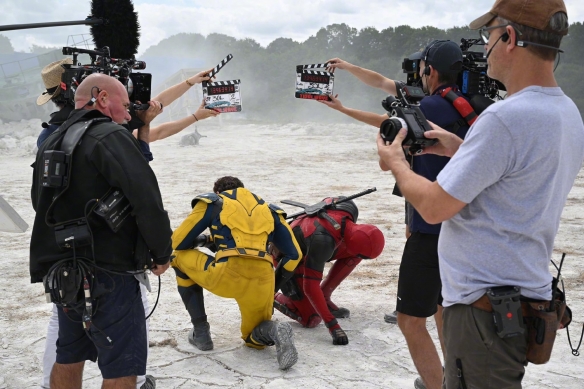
396, 231, 443, 318
56, 272, 147, 379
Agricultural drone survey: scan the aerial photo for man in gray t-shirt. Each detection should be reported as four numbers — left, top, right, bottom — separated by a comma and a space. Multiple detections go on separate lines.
376, 0, 584, 388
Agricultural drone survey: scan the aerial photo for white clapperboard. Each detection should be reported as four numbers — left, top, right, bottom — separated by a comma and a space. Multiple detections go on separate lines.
202, 54, 242, 113
295, 63, 334, 101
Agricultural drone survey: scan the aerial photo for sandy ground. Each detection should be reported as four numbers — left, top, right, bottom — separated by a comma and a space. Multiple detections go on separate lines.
0, 121, 583, 388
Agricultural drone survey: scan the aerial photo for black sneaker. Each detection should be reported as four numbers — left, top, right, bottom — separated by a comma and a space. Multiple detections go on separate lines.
140, 375, 156, 389
384, 310, 398, 324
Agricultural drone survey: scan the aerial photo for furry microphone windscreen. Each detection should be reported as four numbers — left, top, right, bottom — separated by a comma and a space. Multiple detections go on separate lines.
90, 0, 141, 59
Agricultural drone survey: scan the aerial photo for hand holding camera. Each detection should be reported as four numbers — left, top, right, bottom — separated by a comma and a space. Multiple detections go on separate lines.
379, 85, 436, 155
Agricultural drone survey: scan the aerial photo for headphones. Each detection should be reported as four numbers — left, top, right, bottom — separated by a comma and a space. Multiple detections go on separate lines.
82, 86, 102, 108
422, 40, 447, 77
501, 32, 509, 42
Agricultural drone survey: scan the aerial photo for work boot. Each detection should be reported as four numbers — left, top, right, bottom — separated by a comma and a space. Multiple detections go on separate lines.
251, 320, 298, 370
384, 310, 398, 324
188, 321, 214, 351
140, 375, 156, 389
321, 258, 361, 318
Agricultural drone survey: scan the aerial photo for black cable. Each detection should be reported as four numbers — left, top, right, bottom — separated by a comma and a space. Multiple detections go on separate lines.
84, 199, 99, 262
550, 255, 583, 357
145, 276, 161, 320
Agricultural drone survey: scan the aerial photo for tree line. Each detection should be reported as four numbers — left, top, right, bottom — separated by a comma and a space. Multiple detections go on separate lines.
2, 22, 583, 122
141, 23, 584, 122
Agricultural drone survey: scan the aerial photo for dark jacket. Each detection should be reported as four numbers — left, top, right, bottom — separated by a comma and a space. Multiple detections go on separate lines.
29, 109, 172, 283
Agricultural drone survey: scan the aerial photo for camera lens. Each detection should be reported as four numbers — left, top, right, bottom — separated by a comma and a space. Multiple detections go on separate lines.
380, 117, 407, 142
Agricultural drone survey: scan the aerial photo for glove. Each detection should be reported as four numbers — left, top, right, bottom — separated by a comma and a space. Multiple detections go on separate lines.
193, 234, 217, 252
194, 234, 210, 247
330, 327, 349, 345
274, 261, 294, 293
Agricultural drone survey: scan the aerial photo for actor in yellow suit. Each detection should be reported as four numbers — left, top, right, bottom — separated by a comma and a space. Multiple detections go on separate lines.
171, 176, 302, 370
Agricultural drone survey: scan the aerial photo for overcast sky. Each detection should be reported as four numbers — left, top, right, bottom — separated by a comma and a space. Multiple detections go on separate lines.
2, 0, 584, 56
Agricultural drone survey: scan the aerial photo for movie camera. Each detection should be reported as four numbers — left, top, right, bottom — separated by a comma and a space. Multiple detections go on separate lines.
379, 84, 435, 155
0, 0, 153, 129
401, 38, 505, 99
58, 45, 152, 117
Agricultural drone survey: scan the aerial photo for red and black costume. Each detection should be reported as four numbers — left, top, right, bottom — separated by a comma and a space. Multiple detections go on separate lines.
273, 198, 385, 345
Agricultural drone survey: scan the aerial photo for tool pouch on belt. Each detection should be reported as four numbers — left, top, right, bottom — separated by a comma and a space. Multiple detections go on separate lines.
524, 281, 570, 365
524, 302, 559, 364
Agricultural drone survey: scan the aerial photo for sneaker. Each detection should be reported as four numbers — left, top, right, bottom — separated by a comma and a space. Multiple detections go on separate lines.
188, 322, 214, 351
384, 310, 398, 324
414, 377, 426, 389
140, 375, 156, 389
271, 322, 298, 370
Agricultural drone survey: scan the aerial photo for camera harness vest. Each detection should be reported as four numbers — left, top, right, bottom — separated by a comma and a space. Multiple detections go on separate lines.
40, 113, 121, 335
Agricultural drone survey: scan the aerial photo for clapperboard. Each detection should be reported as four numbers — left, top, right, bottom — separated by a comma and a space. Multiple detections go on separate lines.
202, 54, 242, 113
295, 63, 334, 101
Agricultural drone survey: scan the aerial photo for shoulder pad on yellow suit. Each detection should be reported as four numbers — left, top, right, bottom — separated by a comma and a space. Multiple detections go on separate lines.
268, 203, 287, 218
191, 193, 220, 209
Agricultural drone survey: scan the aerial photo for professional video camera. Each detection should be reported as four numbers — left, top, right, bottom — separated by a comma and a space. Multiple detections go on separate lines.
0, 0, 152, 129
401, 38, 505, 100
458, 38, 505, 99
59, 0, 153, 128
379, 84, 435, 155
59, 45, 152, 114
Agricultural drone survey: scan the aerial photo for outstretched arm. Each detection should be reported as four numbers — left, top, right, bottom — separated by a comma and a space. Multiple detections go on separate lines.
319, 94, 387, 128
148, 100, 220, 142
152, 68, 215, 108
326, 58, 397, 95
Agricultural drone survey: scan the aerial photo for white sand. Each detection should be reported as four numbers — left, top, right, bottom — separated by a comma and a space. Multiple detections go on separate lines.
0, 120, 582, 388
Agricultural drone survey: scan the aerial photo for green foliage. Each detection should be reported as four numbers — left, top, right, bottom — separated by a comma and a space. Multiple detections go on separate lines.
143, 22, 584, 120
0, 34, 14, 54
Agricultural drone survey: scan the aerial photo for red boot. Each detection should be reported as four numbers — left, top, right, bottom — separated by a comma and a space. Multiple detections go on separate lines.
320, 257, 362, 318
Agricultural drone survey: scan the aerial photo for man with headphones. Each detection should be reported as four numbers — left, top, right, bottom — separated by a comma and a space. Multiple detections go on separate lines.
377, 0, 583, 388
323, 41, 469, 389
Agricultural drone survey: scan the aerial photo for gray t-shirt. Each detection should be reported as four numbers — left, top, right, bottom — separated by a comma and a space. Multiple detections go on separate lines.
437, 86, 584, 307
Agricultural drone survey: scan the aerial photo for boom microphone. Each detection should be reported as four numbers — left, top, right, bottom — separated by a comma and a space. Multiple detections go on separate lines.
90, 0, 140, 59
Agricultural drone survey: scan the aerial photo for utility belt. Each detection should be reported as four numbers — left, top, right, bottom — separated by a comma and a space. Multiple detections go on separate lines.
470, 285, 570, 364
214, 248, 274, 264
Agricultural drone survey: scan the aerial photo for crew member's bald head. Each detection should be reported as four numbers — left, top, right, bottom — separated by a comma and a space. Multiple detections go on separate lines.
74, 73, 131, 124
75, 73, 125, 107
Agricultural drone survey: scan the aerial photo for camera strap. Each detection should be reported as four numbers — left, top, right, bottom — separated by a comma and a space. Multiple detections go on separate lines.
44, 117, 111, 246
439, 87, 478, 126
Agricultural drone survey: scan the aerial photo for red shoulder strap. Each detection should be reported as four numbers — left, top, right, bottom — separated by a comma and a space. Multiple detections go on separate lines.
440, 87, 478, 125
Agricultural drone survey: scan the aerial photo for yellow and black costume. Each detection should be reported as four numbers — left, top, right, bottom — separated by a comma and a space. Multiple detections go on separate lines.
171, 187, 301, 359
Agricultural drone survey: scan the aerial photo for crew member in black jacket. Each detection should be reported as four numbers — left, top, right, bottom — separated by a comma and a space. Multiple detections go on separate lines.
30, 73, 172, 389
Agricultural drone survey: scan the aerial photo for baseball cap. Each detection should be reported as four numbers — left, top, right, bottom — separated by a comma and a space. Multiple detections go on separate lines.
37, 58, 72, 106
409, 40, 463, 74
469, 0, 568, 35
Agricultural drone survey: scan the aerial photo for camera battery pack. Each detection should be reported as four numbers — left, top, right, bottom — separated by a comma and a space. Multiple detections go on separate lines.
54, 219, 92, 249
94, 188, 132, 232
487, 285, 525, 338
42, 150, 70, 188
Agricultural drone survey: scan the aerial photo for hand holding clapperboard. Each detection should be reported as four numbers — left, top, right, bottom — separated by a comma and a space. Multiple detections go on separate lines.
295, 63, 334, 101
202, 54, 242, 113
